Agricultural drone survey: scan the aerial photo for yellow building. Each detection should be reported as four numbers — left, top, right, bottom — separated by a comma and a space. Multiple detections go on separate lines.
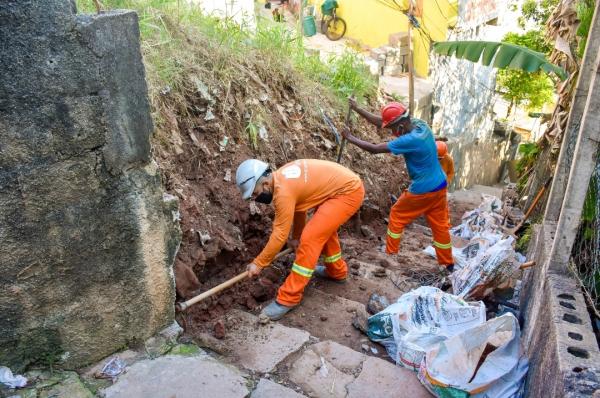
309, 0, 458, 77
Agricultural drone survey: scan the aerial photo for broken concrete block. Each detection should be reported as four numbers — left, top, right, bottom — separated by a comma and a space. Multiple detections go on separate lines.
251, 378, 307, 398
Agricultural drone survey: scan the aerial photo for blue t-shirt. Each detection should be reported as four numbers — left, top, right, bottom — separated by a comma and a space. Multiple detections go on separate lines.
386, 119, 447, 194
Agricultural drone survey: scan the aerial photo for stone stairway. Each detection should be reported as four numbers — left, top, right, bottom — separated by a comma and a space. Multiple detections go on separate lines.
93, 225, 439, 398
15, 188, 498, 398
97, 307, 430, 398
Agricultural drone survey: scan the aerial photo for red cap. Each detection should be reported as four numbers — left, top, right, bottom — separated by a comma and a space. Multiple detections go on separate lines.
381, 102, 409, 128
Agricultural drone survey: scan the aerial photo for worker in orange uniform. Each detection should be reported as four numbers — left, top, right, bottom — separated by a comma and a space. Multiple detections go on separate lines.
235, 159, 364, 320
436, 141, 455, 186
342, 99, 454, 272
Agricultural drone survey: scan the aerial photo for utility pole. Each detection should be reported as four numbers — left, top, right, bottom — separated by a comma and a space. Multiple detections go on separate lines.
407, 0, 415, 116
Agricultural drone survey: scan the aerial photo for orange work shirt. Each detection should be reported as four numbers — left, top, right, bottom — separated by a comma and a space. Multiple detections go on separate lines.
254, 159, 362, 267
439, 154, 455, 185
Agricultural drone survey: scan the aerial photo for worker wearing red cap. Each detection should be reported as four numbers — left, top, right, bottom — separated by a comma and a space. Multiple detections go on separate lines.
342, 99, 454, 272
436, 141, 455, 185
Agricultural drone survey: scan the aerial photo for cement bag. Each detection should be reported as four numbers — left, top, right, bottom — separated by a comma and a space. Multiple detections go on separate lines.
367, 287, 486, 372
478, 194, 503, 214
418, 313, 528, 398
451, 236, 521, 299
422, 246, 468, 269
423, 232, 502, 270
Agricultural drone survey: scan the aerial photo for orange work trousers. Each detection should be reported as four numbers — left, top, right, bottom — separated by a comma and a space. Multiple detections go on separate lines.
386, 188, 453, 266
277, 184, 365, 306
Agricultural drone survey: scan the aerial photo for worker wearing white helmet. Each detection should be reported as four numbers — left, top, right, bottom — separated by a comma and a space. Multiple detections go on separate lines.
235, 159, 364, 320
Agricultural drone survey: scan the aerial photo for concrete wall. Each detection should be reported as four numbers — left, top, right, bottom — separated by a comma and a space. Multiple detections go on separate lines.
520, 222, 600, 397
430, 2, 518, 190
0, 0, 180, 371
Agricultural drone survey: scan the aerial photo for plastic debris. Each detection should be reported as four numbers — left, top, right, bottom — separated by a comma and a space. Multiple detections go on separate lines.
0, 366, 27, 389
318, 356, 329, 378
451, 236, 522, 299
258, 125, 269, 141
95, 357, 127, 381
424, 194, 524, 298
367, 286, 486, 372
219, 136, 229, 151
418, 313, 528, 398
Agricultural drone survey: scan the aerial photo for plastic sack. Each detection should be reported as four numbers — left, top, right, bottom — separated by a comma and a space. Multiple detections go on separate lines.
367, 287, 486, 371
423, 231, 503, 271
451, 236, 521, 299
418, 313, 528, 398
0, 366, 27, 389
478, 194, 503, 214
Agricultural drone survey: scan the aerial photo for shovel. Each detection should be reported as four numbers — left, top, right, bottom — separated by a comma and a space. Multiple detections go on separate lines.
176, 248, 293, 311
336, 103, 353, 163
320, 96, 353, 164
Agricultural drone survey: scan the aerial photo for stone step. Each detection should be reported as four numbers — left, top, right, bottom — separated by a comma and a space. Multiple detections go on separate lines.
219, 309, 311, 373
286, 340, 432, 398
101, 353, 249, 398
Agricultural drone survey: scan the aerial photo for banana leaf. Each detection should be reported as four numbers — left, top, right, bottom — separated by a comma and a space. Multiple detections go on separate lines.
432, 41, 567, 80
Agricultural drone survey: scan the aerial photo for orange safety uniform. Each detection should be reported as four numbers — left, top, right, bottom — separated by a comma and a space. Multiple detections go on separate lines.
384, 119, 453, 266
386, 189, 453, 265
254, 159, 365, 306
439, 154, 455, 185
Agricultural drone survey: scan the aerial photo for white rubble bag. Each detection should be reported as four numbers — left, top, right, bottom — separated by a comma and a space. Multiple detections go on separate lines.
423, 230, 503, 270
366, 287, 486, 372
451, 236, 522, 299
418, 313, 528, 398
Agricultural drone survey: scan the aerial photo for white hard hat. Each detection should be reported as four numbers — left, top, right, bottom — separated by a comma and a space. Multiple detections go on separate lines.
235, 159, 270, 200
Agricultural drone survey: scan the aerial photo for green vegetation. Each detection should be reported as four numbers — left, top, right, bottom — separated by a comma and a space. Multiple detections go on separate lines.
516, 224, 533, 252
496, 31, 555, 116
519, 0, 559, 28
576, 0, 595, 58
75, 0, 376, 104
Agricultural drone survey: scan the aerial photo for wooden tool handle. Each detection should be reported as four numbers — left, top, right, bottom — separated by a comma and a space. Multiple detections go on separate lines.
176, 247, 293, 311
336, 102, 353, 163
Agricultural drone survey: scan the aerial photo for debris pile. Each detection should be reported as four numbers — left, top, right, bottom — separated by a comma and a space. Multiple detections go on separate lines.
360, 193, 531, 397
424, 194, 526, 299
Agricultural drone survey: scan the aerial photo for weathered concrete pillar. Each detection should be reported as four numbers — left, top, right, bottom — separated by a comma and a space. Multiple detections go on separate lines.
544, 4, 600, 222
547, 44, 600, 273
0, 0, 180, 371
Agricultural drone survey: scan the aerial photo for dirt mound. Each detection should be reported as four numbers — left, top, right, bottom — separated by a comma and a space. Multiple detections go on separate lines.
146, 17, 410, 327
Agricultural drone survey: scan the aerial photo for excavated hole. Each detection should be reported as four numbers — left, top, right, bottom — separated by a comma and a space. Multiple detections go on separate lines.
572, 367, 586, 373
567, 347, 590, 359
560, 301, 576, 310
568, 332, 583, 341
563, 313, 583, 324
558, 293, 576, 301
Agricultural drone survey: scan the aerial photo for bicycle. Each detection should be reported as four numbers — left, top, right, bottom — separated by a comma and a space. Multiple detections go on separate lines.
320, 0, 346, 41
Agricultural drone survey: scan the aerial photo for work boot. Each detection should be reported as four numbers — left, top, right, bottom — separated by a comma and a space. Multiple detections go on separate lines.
261, 300, 295, 321
314, 265, 347, 284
